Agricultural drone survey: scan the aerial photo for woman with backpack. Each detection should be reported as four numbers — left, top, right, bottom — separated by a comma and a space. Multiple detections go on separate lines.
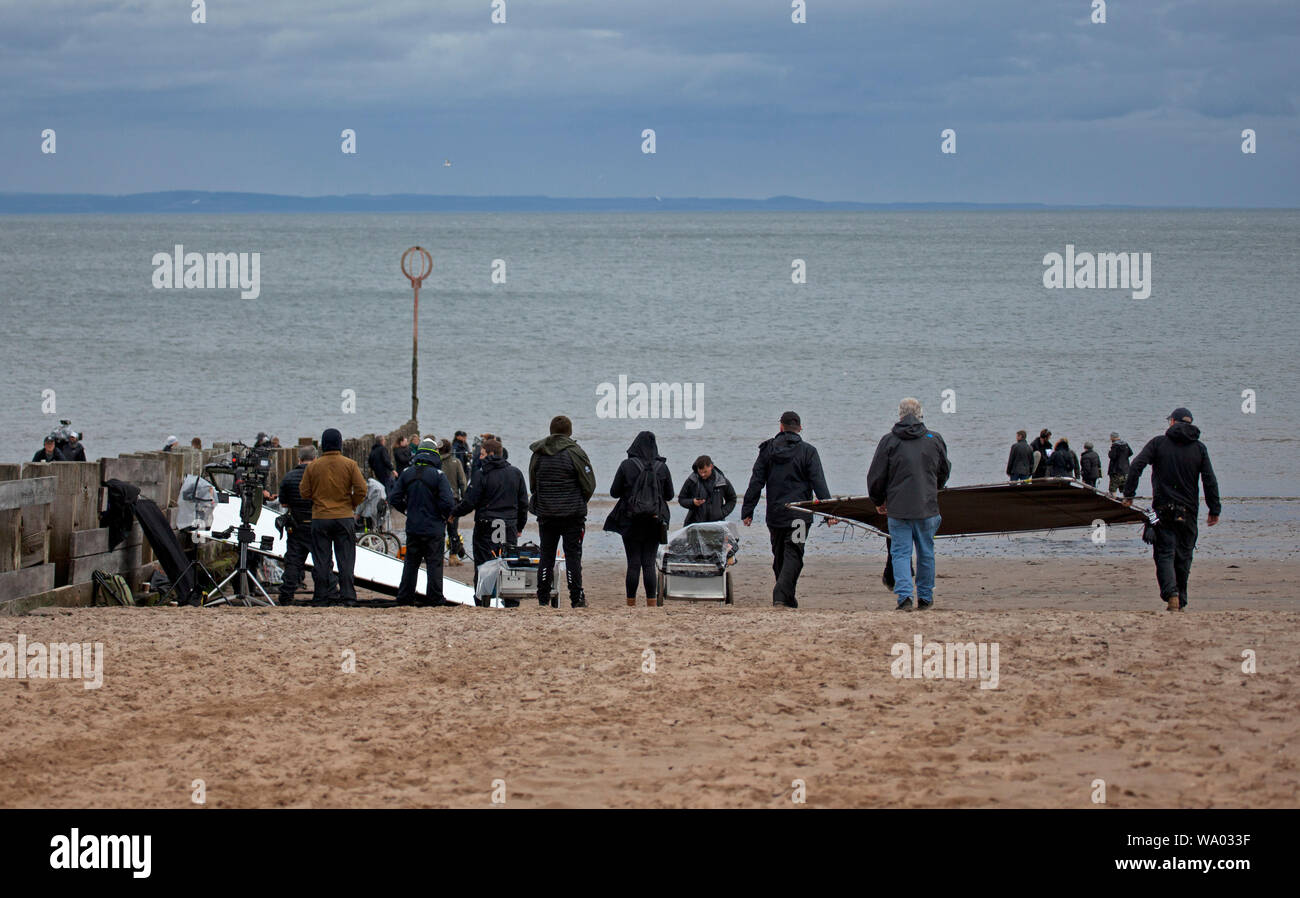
604, 431, 674, 607
1048, 437, 1081, 479
677, 455, 737, 525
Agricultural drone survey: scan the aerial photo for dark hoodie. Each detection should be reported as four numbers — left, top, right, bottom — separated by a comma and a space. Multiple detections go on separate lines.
1080, 448, 1102, 482
741, 431, 831, 529
604, 432, 674, 535
679, 466, 738, 525
1124, 422, 1221, 515
451, 454, 528, 532
867, 415, 951, 519
1048, 440, 1080, 478
528, 433, 596, 519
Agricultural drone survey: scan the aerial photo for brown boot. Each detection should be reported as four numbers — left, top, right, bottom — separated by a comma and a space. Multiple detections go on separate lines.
1166, 595, 1180, 612
626, 597, 636, 607
646, 596, 656, 607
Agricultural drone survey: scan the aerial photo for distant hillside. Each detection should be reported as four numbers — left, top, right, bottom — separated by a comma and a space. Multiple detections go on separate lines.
0, 191, 1150, 214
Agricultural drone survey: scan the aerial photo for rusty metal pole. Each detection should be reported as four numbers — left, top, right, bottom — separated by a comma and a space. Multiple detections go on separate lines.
401, 247, 433, 426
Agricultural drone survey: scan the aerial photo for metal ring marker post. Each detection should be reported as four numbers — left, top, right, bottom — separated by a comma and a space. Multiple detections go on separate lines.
401, 246, 433, 425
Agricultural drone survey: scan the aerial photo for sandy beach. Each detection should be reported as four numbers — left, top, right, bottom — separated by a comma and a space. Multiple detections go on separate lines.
3, 557, 1296, 809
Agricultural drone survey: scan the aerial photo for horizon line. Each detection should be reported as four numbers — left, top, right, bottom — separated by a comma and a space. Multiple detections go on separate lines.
1, 190, 1296, 213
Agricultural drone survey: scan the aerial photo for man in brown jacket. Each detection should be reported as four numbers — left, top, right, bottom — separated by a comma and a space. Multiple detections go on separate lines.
299, 427, 368, 606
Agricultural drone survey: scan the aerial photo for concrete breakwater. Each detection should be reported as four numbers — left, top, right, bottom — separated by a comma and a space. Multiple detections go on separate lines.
0, 421, 417, 615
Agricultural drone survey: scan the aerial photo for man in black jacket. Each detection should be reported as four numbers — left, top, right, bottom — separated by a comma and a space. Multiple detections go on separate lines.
867, 398, 951, 611
741, 411, 834, 608
369, 436, 395, 485
1006, 430, 1033, 481
1122, 408, 1221, 611
528, 416, 596, 608
1107, 432, 1133, 496
276, 445, 316, 605
1080, 442, 1102, 488
61, 431, 87, 461
390, 440, 457, 606
679, 455, 738, 525
451, 438, 529, 604
32, 436, 63, 463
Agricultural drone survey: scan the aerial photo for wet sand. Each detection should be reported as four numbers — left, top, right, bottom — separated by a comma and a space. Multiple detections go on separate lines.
2, 556, 1296, 808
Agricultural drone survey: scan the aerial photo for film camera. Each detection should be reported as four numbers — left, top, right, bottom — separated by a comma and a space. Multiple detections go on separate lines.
204, 442, 273, 524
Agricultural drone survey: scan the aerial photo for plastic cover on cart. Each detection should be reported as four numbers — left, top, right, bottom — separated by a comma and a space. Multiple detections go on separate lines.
657, 522, 740, 572
356, 478, 388, 529
475, 555, 566, 600
176, 474, 217, 530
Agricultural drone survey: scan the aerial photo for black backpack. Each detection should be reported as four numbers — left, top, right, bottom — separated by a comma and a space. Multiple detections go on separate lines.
627, 459, 662, 518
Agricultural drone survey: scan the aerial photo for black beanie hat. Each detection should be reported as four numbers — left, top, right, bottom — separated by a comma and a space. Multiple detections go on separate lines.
322, 428, 343, 451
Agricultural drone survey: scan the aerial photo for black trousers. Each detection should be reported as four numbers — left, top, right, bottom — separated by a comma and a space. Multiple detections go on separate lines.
310, 517, 356, 601
769, 524, 806, 607
278, 523, 312, 601
1153, 517, 1198, 606
537, 515, 584, 601
397, 531, 444, 605
622, 527, 659, 598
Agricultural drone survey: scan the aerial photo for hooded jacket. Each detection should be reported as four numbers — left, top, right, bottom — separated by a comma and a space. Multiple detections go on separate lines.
1048, 442, 1080, 478
1123, 422, 1221, 515
1108, 440, 1133, 476
1006, 439, 1033, 478
528, 434, 596, 519
604, 432, 674, 535
1080, 449, 1102, 482
451, 455, 528, 532
867, 415, 951, 519
299, 450, 368, 520
740, 431, 831, 529
390, 453, 456, 536
678, 467, 738, 525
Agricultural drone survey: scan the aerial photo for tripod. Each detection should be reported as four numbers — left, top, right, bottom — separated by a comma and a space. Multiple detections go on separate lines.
207, 522, 276, 607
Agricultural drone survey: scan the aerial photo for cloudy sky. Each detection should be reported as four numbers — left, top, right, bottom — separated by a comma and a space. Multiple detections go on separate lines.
2, 0, 1297, 204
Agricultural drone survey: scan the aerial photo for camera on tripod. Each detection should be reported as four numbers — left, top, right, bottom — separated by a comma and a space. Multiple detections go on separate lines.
204, 442, 273, 524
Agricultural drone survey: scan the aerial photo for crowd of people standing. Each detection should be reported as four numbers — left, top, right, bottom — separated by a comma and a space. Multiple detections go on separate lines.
31, 401, 1221, 615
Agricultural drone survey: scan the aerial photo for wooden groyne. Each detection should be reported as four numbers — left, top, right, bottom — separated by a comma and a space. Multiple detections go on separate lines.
0, 421, 417, 615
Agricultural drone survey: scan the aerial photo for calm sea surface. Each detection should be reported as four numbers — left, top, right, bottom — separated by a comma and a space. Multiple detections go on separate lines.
3, 211, 1297, 558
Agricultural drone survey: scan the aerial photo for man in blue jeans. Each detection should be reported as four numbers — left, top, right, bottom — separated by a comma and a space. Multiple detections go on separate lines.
867, 398, 951, 610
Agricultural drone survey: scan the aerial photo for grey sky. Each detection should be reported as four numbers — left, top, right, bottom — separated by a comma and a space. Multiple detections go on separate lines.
2, 0, 1296, 204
